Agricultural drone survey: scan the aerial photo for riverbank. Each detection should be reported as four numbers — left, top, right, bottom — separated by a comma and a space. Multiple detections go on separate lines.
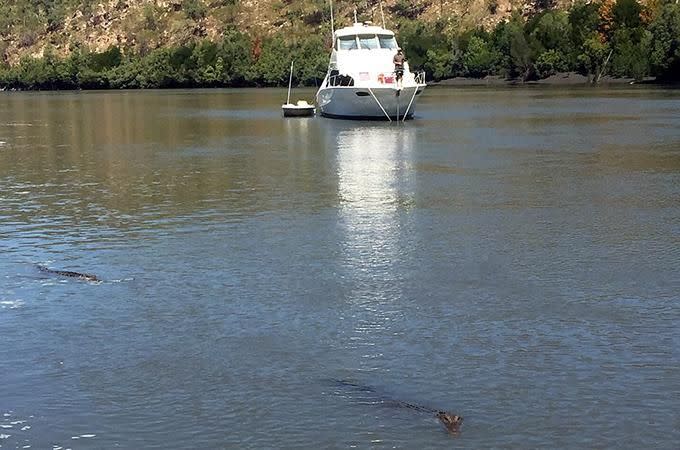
429, 72, 660, 87
2, 70, 675, 93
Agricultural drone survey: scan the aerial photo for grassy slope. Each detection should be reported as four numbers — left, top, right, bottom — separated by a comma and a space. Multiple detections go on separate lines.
0, 0, 575, 66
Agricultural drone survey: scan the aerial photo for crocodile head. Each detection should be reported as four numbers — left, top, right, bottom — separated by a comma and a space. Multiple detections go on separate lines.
436, 411, 463, 433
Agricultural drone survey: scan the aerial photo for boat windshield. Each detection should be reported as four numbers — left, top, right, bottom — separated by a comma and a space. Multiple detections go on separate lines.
338, 36, 358, 50
378, 35, 398, 49
337, 34, 397, 50
358, 34, 380, 50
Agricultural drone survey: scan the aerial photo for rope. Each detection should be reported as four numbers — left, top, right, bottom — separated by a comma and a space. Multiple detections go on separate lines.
367, 87, 392, 122
402, 85, 419, 122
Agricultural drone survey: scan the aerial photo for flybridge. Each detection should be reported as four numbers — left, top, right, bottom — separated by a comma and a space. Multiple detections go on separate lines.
334, 21, 394, 36
334, 23, 399, 51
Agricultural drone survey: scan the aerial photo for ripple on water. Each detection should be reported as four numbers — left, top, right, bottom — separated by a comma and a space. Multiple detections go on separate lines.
1, 410, 95, 450
0, 300, 24, 310
0, 413, 35, 449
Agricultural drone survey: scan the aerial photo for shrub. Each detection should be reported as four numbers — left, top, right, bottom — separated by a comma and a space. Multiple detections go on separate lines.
648, 2, 680, 80
535, 49, 568, 78
464, 36, 498, 77
183, 0, 207, 21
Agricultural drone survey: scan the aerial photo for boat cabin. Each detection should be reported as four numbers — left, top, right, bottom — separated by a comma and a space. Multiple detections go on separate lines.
334, 23, 398, 52
329, 22, 404, 80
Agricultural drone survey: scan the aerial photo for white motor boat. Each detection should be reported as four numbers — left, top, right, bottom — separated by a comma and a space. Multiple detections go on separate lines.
316, 21, 426, 120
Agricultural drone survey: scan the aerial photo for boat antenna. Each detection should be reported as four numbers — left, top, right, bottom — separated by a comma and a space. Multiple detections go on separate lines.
379, 0, 386, 28
286, 61, 293, 105
329, 0, 335, 38
354, 8, 358, 24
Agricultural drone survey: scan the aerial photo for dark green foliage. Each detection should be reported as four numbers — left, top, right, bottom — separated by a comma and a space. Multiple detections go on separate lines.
569, 1, 601, 50
491, 15, 534, 79
535, 49, 568, 77
610, 27, 650, 80
292, 36, 328, 85
389, 0, 429, 20
425, 46, 455, 80
89, 47, 123, 72
463, 36, 498, 77
648, 2, 680, 80
509, 25, 533, 80
46, 2, 68, 32
9, 51, 78, 89
529, 10, 573, 57
397, 20, 450, 78
577, 35, 610, 78
217, 30, 255, 85
254, 36, 291, 86
612, 0, 642, 29
183, 0, 208, 21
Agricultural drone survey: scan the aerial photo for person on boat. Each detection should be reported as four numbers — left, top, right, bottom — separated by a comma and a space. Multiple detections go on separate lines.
393, 48, 406, 88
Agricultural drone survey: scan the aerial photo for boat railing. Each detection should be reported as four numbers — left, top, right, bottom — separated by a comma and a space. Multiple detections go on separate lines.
325, 70, 426, 87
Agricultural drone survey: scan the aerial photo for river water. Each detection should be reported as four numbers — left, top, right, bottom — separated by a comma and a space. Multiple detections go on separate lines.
1, 87, 679, 449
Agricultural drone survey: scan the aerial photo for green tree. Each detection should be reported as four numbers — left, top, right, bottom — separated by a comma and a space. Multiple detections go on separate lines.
529, 10, 574, 69
492, 15, 534, 79
612, 0, 642, 29
293, 35, 328, 85
648, 2, 680, 80
254, 36, 291, 86
89, 47, 123, 72
217, 30, 254, 85
535, 49, 569, 78
190, 41, 219, 84
397, 20, 446, 70
610, 25, 651, 79
569, 1, 602, 50
577, 35, 611, 78
463, 36, 497, 77
425, 46, 454, 80
183, 0, 207, 21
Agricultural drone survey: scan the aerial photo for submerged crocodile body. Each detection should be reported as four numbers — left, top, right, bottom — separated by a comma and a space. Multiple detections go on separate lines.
37, 265, 100, 282
333, 380, 463, 434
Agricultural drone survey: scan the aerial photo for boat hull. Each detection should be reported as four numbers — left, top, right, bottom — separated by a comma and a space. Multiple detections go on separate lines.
282, 106, 316, 117
316, 85, 425, 120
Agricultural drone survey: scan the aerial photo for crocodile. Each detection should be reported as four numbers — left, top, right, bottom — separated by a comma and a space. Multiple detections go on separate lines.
37, 265, 100, 282
332, 380, 463, 434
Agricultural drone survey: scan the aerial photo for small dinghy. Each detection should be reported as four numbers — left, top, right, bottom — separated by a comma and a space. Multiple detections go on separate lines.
282, 100, 315, 117
282, 61, 315, 117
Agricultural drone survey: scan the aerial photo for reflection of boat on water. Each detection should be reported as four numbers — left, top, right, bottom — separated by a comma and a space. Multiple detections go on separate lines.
316, 20, 426, 121
335, 124, 415, 210
334, 124, 416, 313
